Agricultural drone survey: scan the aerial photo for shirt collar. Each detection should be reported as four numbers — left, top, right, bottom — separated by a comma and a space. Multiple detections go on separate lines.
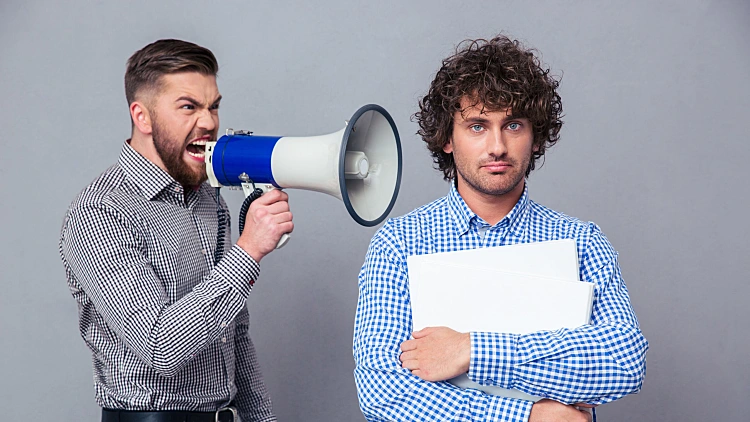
118, 140, 183, 201
446, 179, 531, 236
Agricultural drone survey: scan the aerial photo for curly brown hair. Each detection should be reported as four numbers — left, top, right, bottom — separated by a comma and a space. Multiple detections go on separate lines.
414, 35, 563, 180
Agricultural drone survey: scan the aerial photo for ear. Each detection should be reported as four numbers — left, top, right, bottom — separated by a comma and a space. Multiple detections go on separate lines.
130, 101, 153, 135
443, 139, 454, 154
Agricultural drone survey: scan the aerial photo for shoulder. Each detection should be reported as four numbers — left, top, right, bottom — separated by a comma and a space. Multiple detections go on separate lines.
527, 200, 616, 271
370, 196, 449, 250
364, 196, 450, 267
63, 164, 142, 229
527, 200, 603, 240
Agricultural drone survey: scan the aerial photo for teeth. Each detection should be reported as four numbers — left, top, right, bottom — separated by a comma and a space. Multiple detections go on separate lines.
190, 139, 208, 146
187, 150, 205, 158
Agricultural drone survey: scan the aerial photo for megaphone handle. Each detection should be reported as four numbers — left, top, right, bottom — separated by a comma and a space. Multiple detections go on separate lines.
243, 183, 290, 250
276, 233, 290, 249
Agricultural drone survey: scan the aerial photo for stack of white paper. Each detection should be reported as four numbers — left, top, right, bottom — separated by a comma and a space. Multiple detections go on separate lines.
406, 239, 594, 402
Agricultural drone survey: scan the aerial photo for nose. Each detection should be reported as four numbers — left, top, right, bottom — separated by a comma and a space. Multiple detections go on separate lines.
487, 128, 507, 157
196, 108, 217, 132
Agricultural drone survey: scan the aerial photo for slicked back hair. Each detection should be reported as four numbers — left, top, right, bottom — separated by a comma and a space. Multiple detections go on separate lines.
125, 39, 218, 108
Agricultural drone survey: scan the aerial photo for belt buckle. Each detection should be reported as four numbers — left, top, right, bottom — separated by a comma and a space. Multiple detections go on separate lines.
215, 406, 238, 422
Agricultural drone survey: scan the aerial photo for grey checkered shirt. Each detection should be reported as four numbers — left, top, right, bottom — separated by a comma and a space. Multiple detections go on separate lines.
59, 141, 275, 421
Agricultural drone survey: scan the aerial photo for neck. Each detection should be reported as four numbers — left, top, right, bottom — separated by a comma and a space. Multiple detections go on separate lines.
456, 178, 525, 226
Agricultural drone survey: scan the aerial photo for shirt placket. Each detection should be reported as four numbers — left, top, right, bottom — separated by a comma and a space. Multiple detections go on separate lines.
187, 192, 216, 271
484, 220, 510, 247
187, 189, 236, 397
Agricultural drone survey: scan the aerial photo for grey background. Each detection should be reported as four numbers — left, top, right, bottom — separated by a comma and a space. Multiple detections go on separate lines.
1, 0, 748, 420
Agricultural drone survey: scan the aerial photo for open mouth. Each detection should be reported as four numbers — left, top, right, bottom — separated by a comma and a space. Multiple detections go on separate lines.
186, 139, 208, 159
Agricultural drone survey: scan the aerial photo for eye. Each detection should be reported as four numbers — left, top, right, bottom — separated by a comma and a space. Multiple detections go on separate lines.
507, 122, 521, 131
180, 104, 195, 110
210, 103, 220, 111
470, 124, 484, 133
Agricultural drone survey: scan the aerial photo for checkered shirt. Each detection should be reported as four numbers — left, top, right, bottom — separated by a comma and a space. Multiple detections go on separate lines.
353, 182, 648, 421
59, 141, 275, 422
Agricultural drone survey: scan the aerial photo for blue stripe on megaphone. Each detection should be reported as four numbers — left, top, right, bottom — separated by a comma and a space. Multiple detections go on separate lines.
212, 134, 281, 187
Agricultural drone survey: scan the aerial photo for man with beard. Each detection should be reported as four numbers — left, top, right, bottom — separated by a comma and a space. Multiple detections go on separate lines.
353, 35, 648, 421
59, 39, 289, 422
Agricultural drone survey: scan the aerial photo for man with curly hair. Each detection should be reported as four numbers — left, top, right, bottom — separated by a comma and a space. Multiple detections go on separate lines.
353, 35, 648, 421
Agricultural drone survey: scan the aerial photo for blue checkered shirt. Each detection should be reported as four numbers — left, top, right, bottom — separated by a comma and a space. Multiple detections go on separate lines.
59, 142, 275, 421
353, 182, 648, 421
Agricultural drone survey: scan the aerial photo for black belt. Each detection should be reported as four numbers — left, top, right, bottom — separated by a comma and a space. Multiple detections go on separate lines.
102, 406, 238, 422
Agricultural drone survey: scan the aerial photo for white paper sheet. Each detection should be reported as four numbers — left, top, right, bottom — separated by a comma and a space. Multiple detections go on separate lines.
406, 240, 593, 402
411, 239, 580, 281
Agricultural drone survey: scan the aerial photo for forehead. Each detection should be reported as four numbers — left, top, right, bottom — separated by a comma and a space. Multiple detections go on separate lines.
157, 72, 220, 100
456, 96, 513, 120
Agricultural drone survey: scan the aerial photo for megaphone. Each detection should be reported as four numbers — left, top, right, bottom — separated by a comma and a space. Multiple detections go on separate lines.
205, 104, 402, 247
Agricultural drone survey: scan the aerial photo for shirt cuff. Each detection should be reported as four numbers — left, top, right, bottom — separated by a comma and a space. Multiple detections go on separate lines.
213, 245, 260, 299
468, 331, 517, 388
485, 394, 534, 421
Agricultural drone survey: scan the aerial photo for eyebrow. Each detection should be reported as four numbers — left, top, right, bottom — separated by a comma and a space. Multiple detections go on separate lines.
175, 95, 223, 107
462, 116, 491, 125
460, 114, 526, 125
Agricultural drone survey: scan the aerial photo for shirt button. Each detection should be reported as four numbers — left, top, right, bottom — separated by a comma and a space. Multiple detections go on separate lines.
201, 249, 207, 255
222, 337, 227, 343
221, 323, 227, 328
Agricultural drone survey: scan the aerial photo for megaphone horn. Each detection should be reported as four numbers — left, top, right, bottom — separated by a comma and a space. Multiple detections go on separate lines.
206, 104, 402, 245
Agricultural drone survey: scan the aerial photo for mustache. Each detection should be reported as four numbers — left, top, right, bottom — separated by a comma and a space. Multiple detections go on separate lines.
186, 130, 217, 143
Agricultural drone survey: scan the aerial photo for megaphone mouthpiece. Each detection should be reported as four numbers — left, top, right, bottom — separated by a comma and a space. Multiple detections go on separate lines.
344, 151, 369, 179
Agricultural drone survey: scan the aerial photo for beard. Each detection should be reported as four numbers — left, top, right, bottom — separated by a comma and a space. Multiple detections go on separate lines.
454, 153, 531, 197
151, 118, 209, 188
